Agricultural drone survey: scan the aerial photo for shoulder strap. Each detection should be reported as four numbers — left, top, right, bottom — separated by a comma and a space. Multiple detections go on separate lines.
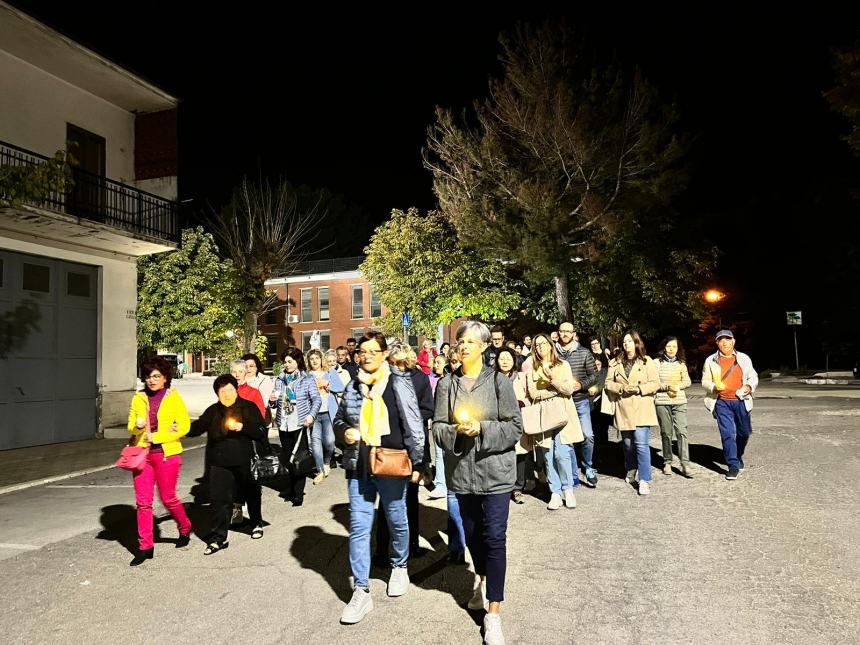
721, 358, 739, 382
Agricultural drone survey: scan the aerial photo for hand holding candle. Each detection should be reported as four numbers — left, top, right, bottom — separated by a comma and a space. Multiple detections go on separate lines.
225, 417, 243, 432
455, 409, 480, 436
135, 416, 146, 429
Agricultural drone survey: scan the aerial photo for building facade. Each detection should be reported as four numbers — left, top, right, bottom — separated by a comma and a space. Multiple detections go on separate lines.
261, 257, 385, 364
0, 2, 180, 449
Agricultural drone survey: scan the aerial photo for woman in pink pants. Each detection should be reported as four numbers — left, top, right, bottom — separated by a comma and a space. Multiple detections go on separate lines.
127, 356, 192, 566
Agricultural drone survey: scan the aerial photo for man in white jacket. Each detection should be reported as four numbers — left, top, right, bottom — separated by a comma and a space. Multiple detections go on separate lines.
701, 330, 759, 480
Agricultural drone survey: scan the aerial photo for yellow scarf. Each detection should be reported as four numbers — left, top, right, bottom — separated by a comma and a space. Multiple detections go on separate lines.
358, 361, 391, 446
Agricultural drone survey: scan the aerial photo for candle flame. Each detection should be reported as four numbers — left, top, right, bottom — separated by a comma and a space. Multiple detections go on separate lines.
226, 418, 239, 430
455, 409, 471, 424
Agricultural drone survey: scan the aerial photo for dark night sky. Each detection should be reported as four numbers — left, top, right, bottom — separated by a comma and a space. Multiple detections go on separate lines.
9, 3, 860, 366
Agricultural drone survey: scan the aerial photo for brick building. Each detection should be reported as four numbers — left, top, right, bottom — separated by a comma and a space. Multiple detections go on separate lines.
261, 257, 385, 365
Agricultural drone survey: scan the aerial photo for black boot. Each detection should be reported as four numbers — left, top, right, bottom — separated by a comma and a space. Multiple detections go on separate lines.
130, 548, 153, 566
175, 534, 191, 549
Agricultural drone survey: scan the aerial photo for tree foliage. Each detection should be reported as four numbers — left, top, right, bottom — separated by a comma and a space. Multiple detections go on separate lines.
826, 36, 860, 155
360, 208, 520, 337
425, 22, 690, 320
137, 227, 243, 354
0, 151, 71, 204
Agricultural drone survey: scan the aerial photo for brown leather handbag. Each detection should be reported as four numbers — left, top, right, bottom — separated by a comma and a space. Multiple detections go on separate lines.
369, 446, 412, 478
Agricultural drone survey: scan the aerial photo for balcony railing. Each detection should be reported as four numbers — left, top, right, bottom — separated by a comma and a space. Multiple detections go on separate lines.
287, 256, 364, 275
1, 139, 179, 244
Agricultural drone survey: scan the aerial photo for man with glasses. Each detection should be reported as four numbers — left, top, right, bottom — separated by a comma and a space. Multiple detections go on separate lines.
556, 322, 599, 486
483, 326, 506, 367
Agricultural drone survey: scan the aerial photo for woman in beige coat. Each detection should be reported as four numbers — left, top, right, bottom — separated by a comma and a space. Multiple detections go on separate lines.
603, 331, 660, 496
525, 334, 583, 510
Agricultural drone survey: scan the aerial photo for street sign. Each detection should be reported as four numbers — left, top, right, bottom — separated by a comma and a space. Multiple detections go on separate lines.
401, 312, 410, 328
786, 311, 802, 326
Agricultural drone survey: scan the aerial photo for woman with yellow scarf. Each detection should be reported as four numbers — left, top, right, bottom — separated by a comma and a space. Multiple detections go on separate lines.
333, 333, 425, 626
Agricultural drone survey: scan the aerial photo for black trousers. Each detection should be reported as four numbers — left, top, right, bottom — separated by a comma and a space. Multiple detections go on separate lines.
375, 480, 419, 555
278, 430, 307, 501
208, 463, 262, 543
515, 452, 536, 491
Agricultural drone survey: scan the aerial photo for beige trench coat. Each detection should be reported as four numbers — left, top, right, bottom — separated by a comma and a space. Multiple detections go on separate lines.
521, 360, 583, 449
603, 356, 660, 430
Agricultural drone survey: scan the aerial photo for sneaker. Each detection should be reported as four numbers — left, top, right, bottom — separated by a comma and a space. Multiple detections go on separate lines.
679, 462, 693, 478
547, 493, 563, 510
341, 587, 373, 624
638, 481, 651, 496
511, 490, 525, 504
323, 464, 331, 477
563, 488, 577, 509
738, 459, 745, 472
467, 581, 487, 610
230, 505, 244, 526
585, 468, 598, 487
625, 469, 638, 484
662, 463, 672, 475
312, 472, 326, 485
428, 487, 447, 500
483, 613, 506, 645
387, 566, 410, 597
726, 468, 739, 480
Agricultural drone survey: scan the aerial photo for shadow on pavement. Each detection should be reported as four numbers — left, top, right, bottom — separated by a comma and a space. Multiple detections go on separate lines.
689, 443, 727, 475
290, 502, 478, 620
96, 504, 140, 555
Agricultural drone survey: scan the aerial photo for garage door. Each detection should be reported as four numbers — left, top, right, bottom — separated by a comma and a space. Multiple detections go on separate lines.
0, 249, 98, 450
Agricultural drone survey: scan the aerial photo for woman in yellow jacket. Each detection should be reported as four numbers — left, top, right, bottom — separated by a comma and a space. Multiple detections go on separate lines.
603, 331, 660, 496
126, 356, 192, 566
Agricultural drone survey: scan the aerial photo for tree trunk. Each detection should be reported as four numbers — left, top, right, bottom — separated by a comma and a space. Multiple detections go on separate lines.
554, 274, 572, 323
242, 309, 257, 354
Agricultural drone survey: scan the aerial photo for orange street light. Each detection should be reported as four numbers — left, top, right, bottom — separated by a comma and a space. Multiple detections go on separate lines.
704, 289, 725, 303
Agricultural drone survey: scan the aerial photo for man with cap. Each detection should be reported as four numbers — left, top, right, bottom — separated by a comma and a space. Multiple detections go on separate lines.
701, 330, 759, 480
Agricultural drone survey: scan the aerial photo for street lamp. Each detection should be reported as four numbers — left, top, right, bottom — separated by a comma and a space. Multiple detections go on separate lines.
704, 289, 726, 329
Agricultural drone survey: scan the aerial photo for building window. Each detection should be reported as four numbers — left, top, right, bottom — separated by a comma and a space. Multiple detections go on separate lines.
301, 288, 313, 322
22, 263, 50, 293
301, 331, 331, 352
351, 328, 365, 341
351, 285, 364, 319
263, 309, 277, 325
67, 272, 91, 298
318, 287, 330, 321
370, 286, 382, 318
265, 333, 279, 368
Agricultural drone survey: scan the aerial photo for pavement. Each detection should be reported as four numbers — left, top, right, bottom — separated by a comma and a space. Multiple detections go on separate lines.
0, 392, 858, 644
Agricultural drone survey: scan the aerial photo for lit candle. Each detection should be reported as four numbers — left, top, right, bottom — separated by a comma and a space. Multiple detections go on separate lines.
136, 417, 145, 428
456, 409, 471, 424
225, 418, 239, 430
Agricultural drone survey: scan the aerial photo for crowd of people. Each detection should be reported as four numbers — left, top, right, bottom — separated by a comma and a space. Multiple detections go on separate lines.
125, 323, 758, 645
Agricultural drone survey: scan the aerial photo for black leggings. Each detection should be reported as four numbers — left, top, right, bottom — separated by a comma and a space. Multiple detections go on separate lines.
208, 463, 261, 543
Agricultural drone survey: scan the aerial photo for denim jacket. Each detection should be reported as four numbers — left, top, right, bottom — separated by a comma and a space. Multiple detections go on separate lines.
270, 370, 322, 432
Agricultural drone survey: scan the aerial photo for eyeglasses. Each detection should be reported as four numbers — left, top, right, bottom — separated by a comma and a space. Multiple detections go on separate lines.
356, 349, 383, 357
145, 373, 165, 380
559, 329, 575, 335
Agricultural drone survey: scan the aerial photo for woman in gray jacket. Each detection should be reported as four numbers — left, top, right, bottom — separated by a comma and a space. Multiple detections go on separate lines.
433, 321, 523, 645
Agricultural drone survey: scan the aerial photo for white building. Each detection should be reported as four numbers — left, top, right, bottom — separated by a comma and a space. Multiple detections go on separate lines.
0, 2, 180, 449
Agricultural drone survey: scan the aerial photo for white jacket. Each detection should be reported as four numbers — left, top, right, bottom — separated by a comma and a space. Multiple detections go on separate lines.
701, 351, 759, 413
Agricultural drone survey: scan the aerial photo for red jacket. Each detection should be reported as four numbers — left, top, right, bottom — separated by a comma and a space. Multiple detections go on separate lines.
238, 383, 266, 419
417, 348, 437, 375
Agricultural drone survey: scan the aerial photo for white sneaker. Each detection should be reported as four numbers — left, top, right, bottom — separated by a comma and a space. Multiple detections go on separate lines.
547, 493, 563, 510
624, 469, 638, 484
387, 566, 410, 597
230, 505, 244, 526
323, 464, 331, 477
341, 587, 373, 624
312, 472, 326, 485
638, 481, 651, 496
483, 613, 506, 645
467, 581, 487, 610
563, 489, 577, 509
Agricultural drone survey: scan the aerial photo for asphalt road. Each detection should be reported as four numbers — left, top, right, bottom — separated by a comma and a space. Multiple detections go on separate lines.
1, 395, 858, 644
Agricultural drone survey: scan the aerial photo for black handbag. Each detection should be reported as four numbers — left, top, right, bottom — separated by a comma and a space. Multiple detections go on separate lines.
251, 437, 283, 483
289, 427, 316, 477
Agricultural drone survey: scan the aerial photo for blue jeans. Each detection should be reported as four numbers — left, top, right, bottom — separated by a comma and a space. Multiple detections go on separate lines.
546, 431, 576, 494
433, 444, 447, 493
457, 493, 510, 602
311, 414, 335, 472
714, 399, 753, 470
446, 490, 466, 552
348, 476, 409, 589
574, 398, 595, 472
621, 426, 652, 482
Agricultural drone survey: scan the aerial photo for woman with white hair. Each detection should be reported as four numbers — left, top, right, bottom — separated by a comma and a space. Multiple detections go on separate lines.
433, 321, 523, 645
